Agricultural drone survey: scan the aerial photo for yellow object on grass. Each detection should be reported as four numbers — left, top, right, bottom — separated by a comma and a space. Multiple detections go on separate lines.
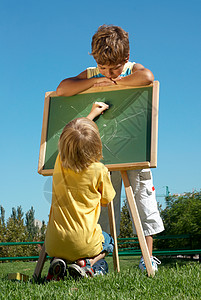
8, 273, 29, 282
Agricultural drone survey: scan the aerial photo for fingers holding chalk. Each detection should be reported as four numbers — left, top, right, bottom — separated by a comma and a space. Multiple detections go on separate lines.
87, 101, 109, 120
93, 101, 109, 113
95, 101, 109, 109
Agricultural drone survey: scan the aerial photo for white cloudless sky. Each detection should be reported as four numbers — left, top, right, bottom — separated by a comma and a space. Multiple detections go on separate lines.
1, 0, 201, 223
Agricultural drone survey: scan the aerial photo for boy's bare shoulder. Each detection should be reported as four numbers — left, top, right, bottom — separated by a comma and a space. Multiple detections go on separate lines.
76, 69, 88, 79
132, 63, 146, 71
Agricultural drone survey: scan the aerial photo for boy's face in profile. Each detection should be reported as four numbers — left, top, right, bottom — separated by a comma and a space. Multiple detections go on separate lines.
97, 63, 125, 80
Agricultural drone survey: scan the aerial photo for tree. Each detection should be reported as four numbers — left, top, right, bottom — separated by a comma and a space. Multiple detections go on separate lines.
0, 206, 6, 258
25, 206, 38, 240
0, 205, 47, 259
5, 206, 29, 257
155, 191, 201, 250
40, 220, 47, 241
119, 200, 134, 238
0, 206, 6, 242
0, 205, 5, 226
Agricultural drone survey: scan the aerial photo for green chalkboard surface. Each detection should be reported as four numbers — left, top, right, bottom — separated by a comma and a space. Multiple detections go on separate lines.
38, 83, 159, 175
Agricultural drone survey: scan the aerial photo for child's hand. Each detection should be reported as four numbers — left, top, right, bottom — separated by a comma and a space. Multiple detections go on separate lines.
112, 76, 122, 84
87, 102, 109, 120
93, 77, 116, 87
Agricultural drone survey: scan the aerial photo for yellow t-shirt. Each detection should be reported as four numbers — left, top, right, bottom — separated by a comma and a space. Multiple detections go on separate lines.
45, 155, 116, 261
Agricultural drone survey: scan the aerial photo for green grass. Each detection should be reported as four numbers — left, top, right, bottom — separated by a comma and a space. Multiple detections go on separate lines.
0, 257, 200, 299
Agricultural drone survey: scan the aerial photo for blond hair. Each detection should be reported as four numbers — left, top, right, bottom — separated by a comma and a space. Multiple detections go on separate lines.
58, 118, 103, 172
91, 24, 129, 65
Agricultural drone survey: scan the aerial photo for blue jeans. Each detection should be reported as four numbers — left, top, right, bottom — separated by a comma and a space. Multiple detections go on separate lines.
102, 231, 114, 253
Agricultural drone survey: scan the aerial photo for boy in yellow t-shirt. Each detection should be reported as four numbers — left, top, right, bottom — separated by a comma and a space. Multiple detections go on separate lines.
56, 25, 164, 272
45, 102, 116, 280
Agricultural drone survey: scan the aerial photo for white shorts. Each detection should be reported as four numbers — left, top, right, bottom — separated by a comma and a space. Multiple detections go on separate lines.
99, 169, 164, 237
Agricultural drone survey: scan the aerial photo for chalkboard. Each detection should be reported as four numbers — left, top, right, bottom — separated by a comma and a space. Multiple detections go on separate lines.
38, 82, 159, 175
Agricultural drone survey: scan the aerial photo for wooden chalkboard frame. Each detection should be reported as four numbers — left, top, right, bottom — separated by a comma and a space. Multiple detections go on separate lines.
38, 81, 159, 176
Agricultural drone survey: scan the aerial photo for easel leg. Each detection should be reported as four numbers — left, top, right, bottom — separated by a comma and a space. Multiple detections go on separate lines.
108, 201, 120, 272
33, 243, 47, 281
121, 171, 155, 277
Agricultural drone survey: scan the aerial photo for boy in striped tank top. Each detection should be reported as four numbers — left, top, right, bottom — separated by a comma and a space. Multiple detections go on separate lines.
56, 25, 164, 272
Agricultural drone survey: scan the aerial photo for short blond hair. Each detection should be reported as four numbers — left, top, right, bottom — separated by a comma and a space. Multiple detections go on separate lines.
58, 118, 103, 172
91, 24, 129, 65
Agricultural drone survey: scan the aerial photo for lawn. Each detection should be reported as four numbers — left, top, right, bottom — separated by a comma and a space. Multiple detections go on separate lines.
0, 257, 200, 299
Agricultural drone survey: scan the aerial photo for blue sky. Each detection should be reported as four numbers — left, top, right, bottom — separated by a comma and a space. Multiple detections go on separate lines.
1, 0, 201, 223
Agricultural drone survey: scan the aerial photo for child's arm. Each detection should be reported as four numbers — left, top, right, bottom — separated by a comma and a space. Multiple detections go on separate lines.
56, 64, 154, 96
115, 63, 154, 86
87, 102, 109, 120
56, 70, 115, 97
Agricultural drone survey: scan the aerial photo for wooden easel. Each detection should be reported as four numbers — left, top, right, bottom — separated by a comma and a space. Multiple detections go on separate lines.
35, 82, 159, 279
33, 200, 120, 281
121, 170, 155, 277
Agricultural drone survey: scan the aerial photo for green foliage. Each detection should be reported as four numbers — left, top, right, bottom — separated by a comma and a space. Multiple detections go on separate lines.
0, 205, 5, 226
155, 191, 201, 250
0, 207, 6, 256
5, 206, 29, 258
40, 220, 47, 242
119, 200, 134, 238
0, 206, 6, 242
25, 207, 38, 240
0, 205, 47, 259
